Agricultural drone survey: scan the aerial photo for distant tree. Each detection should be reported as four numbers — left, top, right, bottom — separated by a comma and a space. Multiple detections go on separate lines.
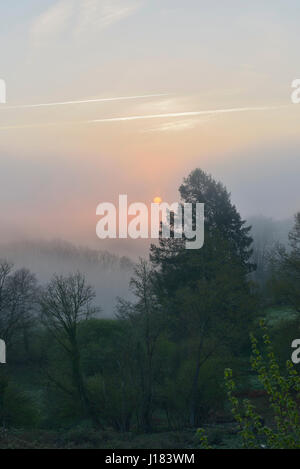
0, 260, 13, 344
248, 216, 277, 287
40, 271, 100, 426
270, 212, 300, 312
248, 216, 292, 294
289, 212, 300, 253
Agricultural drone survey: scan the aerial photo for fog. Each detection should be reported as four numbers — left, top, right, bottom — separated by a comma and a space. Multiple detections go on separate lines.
0, 239, 134, 317
0, 213, 294, 318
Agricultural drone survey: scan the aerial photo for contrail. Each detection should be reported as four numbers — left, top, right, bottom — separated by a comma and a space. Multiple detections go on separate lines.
0, 105, 288, 131
88, 105, 287, 123
0, 93, 169, 110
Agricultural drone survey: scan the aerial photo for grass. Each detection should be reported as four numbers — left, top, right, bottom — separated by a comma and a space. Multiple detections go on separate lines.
263, 306, 298, 326
0, 426, 242, 449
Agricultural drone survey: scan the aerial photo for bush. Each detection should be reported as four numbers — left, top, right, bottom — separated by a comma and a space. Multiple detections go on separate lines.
198, 321, 300, 449
60, 423, 101, 447
0, 378, 40, 428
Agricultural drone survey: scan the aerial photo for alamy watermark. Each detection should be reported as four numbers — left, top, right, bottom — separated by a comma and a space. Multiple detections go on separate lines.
291, 339, 300, 364
0, 339, 6, 364
291, 79, 300, 103
96, 195, 204, 249
0, 78, 6, 104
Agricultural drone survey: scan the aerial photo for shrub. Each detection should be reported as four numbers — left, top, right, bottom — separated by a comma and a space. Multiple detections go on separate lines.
0, 379, 40, 428
198, 321, 300, 449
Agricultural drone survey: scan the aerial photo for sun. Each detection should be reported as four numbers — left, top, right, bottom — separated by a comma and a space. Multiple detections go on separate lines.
153, 196, 162, 204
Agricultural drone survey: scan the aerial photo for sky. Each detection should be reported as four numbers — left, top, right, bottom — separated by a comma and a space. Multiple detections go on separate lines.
0, 0, 300, 255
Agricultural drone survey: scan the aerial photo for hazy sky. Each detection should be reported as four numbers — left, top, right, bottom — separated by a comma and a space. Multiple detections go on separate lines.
1, 0, 300, 253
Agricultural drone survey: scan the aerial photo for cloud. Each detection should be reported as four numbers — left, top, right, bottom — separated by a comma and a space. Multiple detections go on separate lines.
30, 1, 73, 43
0, 104, 288, 132
30, 0, 143, 45
75, 0, 143, 34
88, 105, 286, 123
143, 119, 202, 133
1, 93, 168, 110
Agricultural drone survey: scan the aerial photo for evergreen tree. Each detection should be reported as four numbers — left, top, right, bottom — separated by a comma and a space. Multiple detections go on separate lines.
150, 168, 255, 426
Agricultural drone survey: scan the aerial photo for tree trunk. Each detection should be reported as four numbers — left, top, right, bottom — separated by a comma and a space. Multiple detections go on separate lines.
71, 346, 101, 428
189, 348, 202, 427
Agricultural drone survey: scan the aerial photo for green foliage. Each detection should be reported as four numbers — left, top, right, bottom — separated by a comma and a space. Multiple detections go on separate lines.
0, 374, 40, 428
2, 171, 299, 449
198, 321, 300, 449
197, 428, 212, 449
150, 169, 256, 426
60, 422, 101, 448
225, 321, 300, 449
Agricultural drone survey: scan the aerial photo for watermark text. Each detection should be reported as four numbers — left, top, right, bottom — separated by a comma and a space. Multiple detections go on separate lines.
0, 78, 6, 104
0, 339, 6, 364
96, 195, 204, 250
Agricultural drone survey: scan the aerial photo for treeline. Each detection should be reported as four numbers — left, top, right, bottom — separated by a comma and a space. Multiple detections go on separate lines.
0, 168, 299, 436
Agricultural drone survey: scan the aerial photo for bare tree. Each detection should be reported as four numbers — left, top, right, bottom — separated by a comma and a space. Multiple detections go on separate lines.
40, 271, 101, 426
0, 261, 13, 337
0, 261, 38, 347
117, 259, 163, 432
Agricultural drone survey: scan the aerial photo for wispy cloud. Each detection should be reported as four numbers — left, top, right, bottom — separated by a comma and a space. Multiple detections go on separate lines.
88, 105, 286, 123
143, 119, 202, 133
30, 1, 73, 43
0, 105, 288, 131
75, 0, 143, 34
0, 93, 168, 110
30, 0, 143, 45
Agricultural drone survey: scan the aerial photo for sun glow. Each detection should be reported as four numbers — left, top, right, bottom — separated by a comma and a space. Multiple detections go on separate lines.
153, 196, 162, 204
